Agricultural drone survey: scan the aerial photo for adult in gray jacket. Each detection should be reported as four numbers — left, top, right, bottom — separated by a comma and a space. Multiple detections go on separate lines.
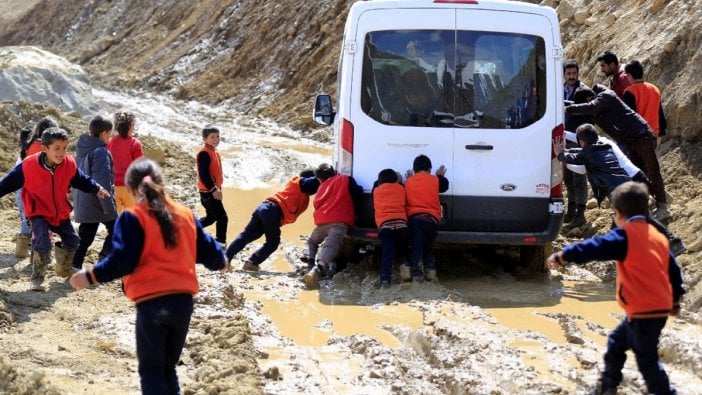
565, 85, 670, 221
72, 116, 118, 271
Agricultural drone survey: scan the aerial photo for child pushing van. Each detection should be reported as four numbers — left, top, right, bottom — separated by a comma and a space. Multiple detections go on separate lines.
372, 169, 409, 288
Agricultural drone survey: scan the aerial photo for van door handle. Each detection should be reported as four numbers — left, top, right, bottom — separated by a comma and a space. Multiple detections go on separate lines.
465, 144, 494, 150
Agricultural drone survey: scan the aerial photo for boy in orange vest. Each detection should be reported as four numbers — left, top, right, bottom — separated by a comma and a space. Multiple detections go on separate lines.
372, 169, 409, 288
547, 181, 684, 395
303, 163, 362, 289
226, 169, 319, 271
196, 125, 228, 245
0, 127, 110, 291
403, 155, 448, 283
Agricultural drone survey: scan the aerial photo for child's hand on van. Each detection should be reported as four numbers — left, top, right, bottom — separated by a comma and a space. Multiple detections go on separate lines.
553, 140, 565, 156
435, 165, 447, 177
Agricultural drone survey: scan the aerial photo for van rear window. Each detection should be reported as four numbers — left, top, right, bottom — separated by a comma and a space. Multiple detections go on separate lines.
360, 30, 546, 129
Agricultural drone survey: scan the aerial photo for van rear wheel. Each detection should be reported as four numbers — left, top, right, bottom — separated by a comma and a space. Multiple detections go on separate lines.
520, 244, 552, 273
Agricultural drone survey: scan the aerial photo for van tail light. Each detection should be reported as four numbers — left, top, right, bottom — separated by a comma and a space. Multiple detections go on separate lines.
550, 123, 564, 198
340, 118, 354, 175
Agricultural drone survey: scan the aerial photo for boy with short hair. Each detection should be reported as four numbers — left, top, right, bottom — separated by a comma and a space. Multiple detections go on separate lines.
72, 115, 119, 271
547, 181, 684, 395
227, 169, 319, 271
402, 154, 449, 283
196, 125, 228, 245
303, 163, 362, 289
373, 169, 409, 288
0, 127, 110, 291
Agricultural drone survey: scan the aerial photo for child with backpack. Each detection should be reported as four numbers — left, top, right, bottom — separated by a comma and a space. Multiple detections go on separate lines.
69, 158, 226, 394
547, 181, 684, 395
0, 127, 110, 291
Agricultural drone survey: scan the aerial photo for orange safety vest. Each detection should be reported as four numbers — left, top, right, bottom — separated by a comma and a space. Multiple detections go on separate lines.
625, 82, 662, 135
122, 198, 199, 303
373, 183, 407, 228
196, 145, 223, 192
313, 175, 355, 227
267, 176, 311, 226
405, 172, 441, 221
616, 220, 672, 319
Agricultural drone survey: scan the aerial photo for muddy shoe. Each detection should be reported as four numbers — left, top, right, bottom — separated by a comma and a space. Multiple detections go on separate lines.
242, 261, 259, 272
400, 265, 411, 282
412, 275, 424, 283
15, 233, 31, 258
303, 266, 321, 290
380, 280, 391, 289
425, 269, 438, 283
54, 245, 76, 278
670, 238, 687, 257
30, 278, 45, 292
652, 206, 671, 222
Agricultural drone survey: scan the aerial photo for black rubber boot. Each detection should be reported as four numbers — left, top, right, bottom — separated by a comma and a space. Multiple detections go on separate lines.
563, 203, 576, 223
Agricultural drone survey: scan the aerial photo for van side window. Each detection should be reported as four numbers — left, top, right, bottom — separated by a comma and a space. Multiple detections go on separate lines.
360, 30, 546, 129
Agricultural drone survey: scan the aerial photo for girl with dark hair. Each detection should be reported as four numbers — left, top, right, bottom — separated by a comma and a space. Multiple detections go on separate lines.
108, 111, 144, 213
69, 158, 226, 394
25, 116, 58, 157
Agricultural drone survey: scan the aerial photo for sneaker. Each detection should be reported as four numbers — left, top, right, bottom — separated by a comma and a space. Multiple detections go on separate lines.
380, 280, 391, 289
400, 265, 411, 282
303, 266, 321, 289
653, 206, 671, 221
242, 261, 259, 272
412, 275, 424, 283
425, 269, 438, 282
670, 238, 687, 257
30, 279, 45, 292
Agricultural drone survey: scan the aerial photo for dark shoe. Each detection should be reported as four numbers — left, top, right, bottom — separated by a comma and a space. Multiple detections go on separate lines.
400, 265, 411, 282
568, 215, 586, 228
653, 203, 671, 221
242, 261, 259, 272
303, 266, 321, 289
563, 203, 575, 223
30, 278, 45, 292
670, 238, 686, 257
380, 280, 391, 289
412, 275, 424, 283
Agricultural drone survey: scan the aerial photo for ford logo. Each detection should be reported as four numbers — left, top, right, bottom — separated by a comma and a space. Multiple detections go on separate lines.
500, 184, 516, 192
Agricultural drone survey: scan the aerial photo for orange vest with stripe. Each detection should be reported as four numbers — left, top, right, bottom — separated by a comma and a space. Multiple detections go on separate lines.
625, 82, 662, 135
122, 198, 199, 303
373, 183, 407, 227
405, 173, 441, 221
267, 176, 310, 226
313, 175, 355, 227
615, 220, 672, 319
197, 145, 223, 192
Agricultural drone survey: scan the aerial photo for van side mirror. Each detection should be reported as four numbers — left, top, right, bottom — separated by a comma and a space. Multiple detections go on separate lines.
313, 95, 335, 126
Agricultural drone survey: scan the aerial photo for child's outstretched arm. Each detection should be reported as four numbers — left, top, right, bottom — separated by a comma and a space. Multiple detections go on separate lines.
194, 215, 226, 271
0, 163, 25, 198
547, 228, 628, 269
71, 168, 110, 198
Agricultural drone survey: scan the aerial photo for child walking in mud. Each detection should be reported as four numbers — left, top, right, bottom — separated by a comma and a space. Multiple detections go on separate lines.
69, 158, 226, 395
0, 127, 110, 291
108, 111, 144, 213
547, 181, 684, 395
227, 169, 319, 271
373, 169, 409, 288
303, 163, 363, 289
402, 154, 448, 283
196, 125, 228, 245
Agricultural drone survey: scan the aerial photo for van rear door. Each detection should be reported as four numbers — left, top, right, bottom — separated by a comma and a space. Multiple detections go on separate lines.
449, 9, 558, 233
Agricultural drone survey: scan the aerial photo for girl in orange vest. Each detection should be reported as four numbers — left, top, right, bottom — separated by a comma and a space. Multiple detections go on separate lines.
372, 169, 409, 288
226, 169, 319, 271
69, 158, 226, 395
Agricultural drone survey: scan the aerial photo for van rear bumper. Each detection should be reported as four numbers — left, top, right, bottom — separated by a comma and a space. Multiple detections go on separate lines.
349, 212, 563, 246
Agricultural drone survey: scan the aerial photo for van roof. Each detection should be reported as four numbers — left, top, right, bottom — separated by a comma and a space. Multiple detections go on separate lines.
353, 0, 556, 15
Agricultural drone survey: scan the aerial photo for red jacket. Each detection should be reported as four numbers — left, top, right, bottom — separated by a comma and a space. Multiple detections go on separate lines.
108, 135, 144, 186
122, 198, 199, 303
267, 176, 310, 225
26, 140, 42, 156
313, 175, 355, 227
611, 66, 632, 99
196, 144, 223, 192
625, 82, 662, 135
373, 183, 407, 227
405, 173, 442, 221
21, 153, 77, 226
616, 220, 672, 319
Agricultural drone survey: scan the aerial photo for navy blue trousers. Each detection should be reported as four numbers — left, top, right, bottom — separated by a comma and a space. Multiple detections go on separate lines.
601, 317, 675, 395
226, 200, 282, 265
136, 293, 193, 395
199, 192, 228, 244
378, 226, 409, 283
409, 216, 438, 276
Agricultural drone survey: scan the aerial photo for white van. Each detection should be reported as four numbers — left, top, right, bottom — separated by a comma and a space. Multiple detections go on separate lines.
314, 0, 565, 269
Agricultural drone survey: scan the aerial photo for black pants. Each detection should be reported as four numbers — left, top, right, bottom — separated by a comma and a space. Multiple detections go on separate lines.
199, 192, 228, 243
626, 135, 666, 204
226, 201, 282, 265
378, 226, 410, 283
73, 221, 115, 269
136, 294, 193, 395
563, 167, 588, 206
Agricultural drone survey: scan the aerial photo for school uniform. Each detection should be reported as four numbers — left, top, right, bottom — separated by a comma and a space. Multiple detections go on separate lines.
373, 182, 409, 284
196, 144, 228, 244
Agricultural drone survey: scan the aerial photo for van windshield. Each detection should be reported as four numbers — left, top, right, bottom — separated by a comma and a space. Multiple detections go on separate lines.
360, 30, 546, 129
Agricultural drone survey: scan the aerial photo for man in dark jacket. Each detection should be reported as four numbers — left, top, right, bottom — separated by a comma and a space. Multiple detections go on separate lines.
565, 85, 670, 221
72, 116, 118, 271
